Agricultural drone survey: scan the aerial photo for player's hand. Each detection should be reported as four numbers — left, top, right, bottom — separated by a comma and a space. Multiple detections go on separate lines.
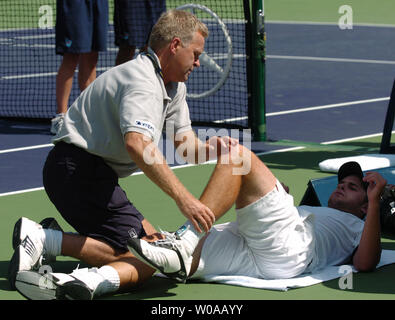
281, 182, 290, 193
176, 193, 215, 233
363, 172, 387, 203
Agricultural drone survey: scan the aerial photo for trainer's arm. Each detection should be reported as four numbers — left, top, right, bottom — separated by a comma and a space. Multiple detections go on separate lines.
353, 172, 386, 272
125, 131, 215, 232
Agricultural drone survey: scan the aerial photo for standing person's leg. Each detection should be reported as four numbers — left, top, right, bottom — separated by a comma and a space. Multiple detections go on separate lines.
115, 46, 137, 66
55, 53, 79, 115
77, 52, 98, 91
52, 53, 79, 134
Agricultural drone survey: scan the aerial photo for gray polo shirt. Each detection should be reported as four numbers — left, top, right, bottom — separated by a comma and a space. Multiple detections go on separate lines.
53, 48, 192, 177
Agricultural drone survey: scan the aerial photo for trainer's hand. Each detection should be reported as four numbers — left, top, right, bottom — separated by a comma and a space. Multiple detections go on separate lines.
207, 136, 239, 159
176, 193, 215, 233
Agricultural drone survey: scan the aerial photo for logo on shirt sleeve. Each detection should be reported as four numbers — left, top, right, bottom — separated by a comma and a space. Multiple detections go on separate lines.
134, 120, 156, 136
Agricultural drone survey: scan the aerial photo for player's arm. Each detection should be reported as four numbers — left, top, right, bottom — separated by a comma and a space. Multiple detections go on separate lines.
174, 129, 238, 164
124, 131, 215, 232
352, 172, 386, 272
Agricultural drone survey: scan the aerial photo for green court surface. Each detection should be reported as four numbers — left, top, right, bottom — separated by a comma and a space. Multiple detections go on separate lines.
265, 0, 395, 25
1, 135, 395, 300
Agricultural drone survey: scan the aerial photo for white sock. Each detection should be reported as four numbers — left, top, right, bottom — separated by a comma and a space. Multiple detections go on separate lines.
175, 221, 204, 256
95, 266, 120, 296
43, 229, 63, 257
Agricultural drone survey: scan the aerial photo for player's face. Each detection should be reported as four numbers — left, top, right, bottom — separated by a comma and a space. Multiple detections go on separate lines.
328, 175, 368, 217
172, 31, 205, 82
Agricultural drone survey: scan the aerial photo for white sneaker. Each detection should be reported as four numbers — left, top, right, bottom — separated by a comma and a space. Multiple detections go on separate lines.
8, 217, 45, 289
127, 231, 193, 283
15, 268, 99, 300
50, 113, 64, 135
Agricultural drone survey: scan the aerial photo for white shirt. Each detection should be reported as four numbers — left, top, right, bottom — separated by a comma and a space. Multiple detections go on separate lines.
53, 48, 192, 177
298, 206, 365, 272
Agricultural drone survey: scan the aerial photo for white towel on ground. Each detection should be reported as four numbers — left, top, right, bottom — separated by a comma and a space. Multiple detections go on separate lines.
185, 249, 395, 291
319, 154, 395, 173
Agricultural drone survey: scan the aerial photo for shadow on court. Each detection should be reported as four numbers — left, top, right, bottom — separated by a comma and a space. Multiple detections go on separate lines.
262, 141, 381, 173
321, 241, 395, 296
0, 260, 90, 292
105, 277, 178, 300
0, 258, 178, 299
0, 118, 51, 135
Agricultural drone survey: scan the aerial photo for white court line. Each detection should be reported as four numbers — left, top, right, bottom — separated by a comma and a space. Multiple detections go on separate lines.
321, 131, 394, 145
268, 55, 395, 65
0, 187, 45, 197
266, 97, 390, 117
0, 143, 52, 154
215, 96, 390, 123
4, 131, 390, 198
0, 145, 306, 197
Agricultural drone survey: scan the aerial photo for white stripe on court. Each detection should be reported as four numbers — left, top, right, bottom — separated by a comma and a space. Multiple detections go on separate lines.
321, 131, 395, 145
214, 96, 389, 123
266, 97, 390, 117
0, 145, 306, 197
1, 129, 392, 198
0, 143, 52, 154
0, 187, 44, 197
267, 55, 395, 65
2, 67, 110, 80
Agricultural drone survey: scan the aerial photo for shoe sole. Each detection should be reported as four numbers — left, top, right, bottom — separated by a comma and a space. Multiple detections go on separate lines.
12, 217, 24, 251
61, 280, 94, 300
127, 239, 187, 283
8, 246, 22, 290
15, 271, 57, 300
15, 271, 94, 300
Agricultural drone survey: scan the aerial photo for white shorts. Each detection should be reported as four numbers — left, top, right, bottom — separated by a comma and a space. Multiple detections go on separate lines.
192, 180, 315, 280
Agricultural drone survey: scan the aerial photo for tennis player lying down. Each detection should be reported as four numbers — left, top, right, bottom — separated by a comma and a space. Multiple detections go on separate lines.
14, 143, 386, 300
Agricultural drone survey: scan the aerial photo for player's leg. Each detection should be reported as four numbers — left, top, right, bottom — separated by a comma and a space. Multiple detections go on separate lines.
188, 145, 277, 276
199, 144, 276, 217
128, 144, 277, 280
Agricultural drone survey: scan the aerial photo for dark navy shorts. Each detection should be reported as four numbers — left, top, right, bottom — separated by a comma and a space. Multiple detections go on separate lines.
113, 0, 166, 48
56, 0, 108, 55
42, 142, 147, 252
